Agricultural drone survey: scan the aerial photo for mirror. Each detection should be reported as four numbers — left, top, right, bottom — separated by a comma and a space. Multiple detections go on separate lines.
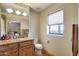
0, 3, 30, 39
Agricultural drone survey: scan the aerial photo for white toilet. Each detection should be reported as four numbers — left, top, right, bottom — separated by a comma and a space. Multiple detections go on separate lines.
34, 38, 43, 56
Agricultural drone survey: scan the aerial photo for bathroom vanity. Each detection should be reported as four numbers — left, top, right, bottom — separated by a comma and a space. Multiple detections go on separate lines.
0, 4, 35, 56
0, 37, 35, 56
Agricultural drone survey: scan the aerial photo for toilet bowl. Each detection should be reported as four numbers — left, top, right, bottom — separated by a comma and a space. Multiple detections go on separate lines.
34, 38, 43, 55
35, 44, 43, 55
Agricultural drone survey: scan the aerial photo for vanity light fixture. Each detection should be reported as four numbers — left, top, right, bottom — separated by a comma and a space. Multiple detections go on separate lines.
22, 12, 27, 16
6, 8, 13, 13
15, 10, 21, 15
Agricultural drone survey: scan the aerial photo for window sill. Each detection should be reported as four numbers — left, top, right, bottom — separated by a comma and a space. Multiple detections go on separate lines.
47, 34, 64, 37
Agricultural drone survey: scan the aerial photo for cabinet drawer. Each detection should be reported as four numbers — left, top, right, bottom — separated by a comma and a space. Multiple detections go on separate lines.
20, 40, 33, 47
0, 43, 18, 52
0, 50, 18, 56
8, 43, 18, 49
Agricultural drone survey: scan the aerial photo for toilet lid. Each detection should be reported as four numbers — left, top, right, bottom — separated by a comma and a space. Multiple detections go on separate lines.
35, 44, 43, 49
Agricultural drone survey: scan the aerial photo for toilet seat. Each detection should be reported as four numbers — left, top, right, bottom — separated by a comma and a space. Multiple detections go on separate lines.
35, 44, 43, 49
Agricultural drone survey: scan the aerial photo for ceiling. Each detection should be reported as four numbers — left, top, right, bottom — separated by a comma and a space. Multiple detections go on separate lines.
15, 3, 53, 12
23, 3, 53, 12
0, 3, 53, 13
0, 3, 29, 12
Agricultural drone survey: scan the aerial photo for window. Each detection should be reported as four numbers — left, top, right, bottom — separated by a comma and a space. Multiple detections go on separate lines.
47, 9, 64, 35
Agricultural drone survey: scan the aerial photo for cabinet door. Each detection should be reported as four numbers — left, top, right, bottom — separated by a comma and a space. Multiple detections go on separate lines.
19, 45, 35, 56
0, 43, 18, 56
0, 50, 18, 56
9, 50, 18, 56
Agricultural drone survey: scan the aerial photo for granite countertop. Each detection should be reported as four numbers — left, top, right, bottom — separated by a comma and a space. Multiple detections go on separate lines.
0, 37, 33, 45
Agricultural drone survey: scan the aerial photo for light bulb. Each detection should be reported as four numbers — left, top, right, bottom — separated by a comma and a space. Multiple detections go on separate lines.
22, 12, 27, 16
6, 8, 13, 13
15, 10, 21, 15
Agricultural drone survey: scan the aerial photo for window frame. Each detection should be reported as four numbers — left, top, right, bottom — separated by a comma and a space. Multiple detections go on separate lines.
47, 9, 64, 35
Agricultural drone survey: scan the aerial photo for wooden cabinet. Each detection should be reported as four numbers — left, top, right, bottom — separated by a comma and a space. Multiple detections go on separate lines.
19, 40, 33, 48
0, 40, 35, 56
19, 40, 35, 56
0, 50, 18, 56
19, 45, 34, 56
0, 43, 18, 56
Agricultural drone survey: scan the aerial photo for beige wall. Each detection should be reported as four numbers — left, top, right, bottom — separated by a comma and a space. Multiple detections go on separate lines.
29, 9, 40, 42
39, 3, 78, 56
0, 9, 6, 37
1, 18, 5, 36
